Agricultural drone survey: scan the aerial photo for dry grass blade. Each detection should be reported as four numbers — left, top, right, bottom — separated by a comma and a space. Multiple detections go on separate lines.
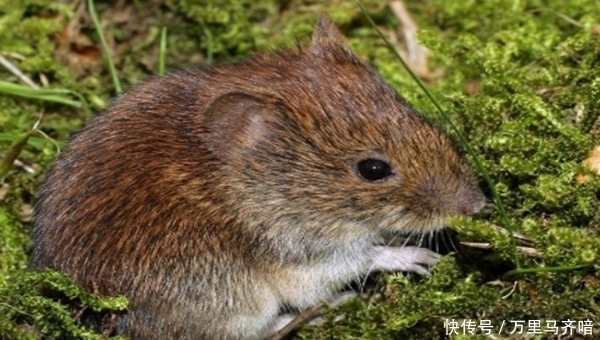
461, 242, 543, 258
0, 54, 39, 89
389, 1, 435, 80
0, 131, 33, 182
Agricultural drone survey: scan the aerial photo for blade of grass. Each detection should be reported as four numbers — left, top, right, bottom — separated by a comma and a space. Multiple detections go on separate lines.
159, 27, 167, 76
0, 134, 65, 150
202, 23, 214, 65
87, 0, 122, 93
0, 81, 90, 115
0, 131, 33, 181
1, 113, 62, 181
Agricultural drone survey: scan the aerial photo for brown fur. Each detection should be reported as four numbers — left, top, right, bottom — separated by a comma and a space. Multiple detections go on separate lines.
31, 14, 484, 339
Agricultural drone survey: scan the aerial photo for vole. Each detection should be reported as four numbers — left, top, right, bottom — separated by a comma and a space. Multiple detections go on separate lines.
31, 14, 485, 339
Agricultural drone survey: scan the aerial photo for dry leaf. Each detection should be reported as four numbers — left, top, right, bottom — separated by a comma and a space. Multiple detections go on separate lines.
576, 146, 600, 184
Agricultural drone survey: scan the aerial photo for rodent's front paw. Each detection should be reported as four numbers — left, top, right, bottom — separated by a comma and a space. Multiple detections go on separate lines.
369, 246, 441, 276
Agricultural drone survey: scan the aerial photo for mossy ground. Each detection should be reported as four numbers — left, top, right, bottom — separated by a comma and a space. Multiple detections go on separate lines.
1, 0, 599, 339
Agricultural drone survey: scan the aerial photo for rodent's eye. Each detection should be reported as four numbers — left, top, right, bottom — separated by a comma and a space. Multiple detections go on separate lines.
356, 158, 393, 182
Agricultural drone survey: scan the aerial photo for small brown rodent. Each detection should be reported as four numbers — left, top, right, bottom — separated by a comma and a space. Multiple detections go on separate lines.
31, 14, 485, 339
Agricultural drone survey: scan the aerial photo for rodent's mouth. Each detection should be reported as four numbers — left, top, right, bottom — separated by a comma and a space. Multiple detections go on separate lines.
381, 208, 450, 234
380, 226, 458, 255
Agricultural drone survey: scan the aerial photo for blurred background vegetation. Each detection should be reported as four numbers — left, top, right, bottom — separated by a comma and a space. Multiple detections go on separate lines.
1, 0, 599, 339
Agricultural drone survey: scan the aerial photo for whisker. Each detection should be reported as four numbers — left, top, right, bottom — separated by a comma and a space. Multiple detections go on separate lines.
360, 210, 415, 293
434, 230, 441, 254
386, 232, 400, 247
428, 229, 434, 250
446, 230, 458, 253
430, 229, 438, 270
401, 231, 413, 248
361, 263, 376, 292
355, 269, 366, 294
438, 229, 450, 253
397, 207, 408, 219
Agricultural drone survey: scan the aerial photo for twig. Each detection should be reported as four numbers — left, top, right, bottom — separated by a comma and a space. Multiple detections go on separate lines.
516, 246, 543, 258
270, 302, 324, 340
389, 1, 433, 80
460, 242, 493, 250
501, 281, 518, 299
73, 306, 88, 322
0, 302, 33, 318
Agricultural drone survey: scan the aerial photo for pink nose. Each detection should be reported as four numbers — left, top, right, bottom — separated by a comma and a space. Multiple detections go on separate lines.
458, 193, 486, 215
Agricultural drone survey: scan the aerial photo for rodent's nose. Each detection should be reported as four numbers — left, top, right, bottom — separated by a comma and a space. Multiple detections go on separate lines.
458, 190, 486, 215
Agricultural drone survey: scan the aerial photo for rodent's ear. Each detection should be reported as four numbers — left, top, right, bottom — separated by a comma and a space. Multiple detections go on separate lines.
310, 14, 348, 53
204, 92, 270, 158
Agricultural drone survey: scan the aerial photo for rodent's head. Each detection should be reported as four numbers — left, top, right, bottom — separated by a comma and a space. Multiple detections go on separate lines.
201, 14, 485, 240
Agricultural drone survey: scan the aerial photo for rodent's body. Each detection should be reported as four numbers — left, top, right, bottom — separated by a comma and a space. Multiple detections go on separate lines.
31, 15, 485, 339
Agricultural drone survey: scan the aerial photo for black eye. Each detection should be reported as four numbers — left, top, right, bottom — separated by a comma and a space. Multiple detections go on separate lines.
356, 158, 393, 182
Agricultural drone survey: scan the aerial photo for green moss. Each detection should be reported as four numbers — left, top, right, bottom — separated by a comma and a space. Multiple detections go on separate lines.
166, 0, 388, 65
411, 0, 600, 228
0, 269, 128, 340
298, 257, 600, 339
0, 0, 76, 86
0, 207, 29, 280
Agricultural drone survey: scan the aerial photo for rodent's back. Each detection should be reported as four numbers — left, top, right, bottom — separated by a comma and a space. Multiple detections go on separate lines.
32, 71, 285, 338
